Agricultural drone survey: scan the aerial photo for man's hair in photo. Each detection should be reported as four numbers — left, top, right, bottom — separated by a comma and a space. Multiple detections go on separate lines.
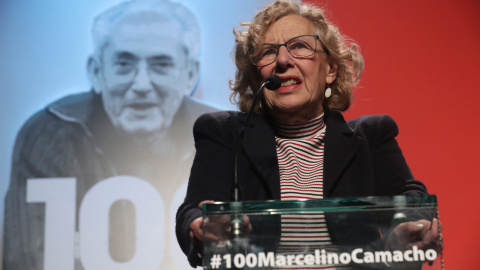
91, 0, 200, 60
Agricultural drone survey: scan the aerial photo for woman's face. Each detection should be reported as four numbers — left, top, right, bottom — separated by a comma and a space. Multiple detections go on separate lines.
259, 15, 337, 123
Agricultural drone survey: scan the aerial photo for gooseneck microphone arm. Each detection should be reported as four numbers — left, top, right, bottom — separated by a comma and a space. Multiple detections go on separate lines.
232, 75, 282, 202
230, 74, 281, 247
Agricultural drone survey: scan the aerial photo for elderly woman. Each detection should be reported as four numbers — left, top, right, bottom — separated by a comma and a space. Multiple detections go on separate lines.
176, 0, 440, 268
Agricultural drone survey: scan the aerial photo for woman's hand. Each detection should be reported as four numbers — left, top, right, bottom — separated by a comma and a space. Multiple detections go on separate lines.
385, 218, 442, 270
387, 218, 443, 253
190, 200, 215, 254
189, 200, 252, 256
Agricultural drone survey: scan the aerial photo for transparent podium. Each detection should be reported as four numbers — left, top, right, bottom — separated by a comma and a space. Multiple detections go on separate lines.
202, 195, 444, 270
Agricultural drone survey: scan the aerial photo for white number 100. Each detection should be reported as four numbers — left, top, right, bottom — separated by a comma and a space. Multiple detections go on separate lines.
27, 176, 167, 270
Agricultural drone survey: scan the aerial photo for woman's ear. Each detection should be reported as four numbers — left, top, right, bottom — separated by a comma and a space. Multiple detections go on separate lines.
87, 56, 103, 93
326, 62, 338, 84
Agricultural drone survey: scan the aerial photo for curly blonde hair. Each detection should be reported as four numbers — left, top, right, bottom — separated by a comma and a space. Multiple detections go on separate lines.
229, 0, 364, 113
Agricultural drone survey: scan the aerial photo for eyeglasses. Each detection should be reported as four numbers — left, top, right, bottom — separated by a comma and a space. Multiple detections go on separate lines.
250, 34, 325, 67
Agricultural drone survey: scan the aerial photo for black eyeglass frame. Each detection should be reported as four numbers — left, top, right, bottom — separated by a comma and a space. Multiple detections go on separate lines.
250, 34, 327, 67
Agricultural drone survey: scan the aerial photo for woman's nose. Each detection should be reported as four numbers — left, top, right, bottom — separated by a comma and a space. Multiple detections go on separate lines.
275, 46, 293, 70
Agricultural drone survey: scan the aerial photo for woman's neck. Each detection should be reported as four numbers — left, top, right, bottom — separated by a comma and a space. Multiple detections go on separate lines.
273, 112, 325, 139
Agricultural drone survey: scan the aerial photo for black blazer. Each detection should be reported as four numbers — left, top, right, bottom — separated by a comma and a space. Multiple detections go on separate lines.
176, 108, 428, 267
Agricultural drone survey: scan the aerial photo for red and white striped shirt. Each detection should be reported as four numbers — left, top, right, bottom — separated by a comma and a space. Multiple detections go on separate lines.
274, 114, 348, 269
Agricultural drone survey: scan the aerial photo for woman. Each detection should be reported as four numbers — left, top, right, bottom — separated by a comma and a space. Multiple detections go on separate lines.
176, 0, 441, 268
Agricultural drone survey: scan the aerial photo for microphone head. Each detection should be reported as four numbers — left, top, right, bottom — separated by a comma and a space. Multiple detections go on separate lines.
265, 75, 282, 90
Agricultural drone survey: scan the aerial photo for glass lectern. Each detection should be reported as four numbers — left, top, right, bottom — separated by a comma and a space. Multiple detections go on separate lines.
202, 195, 444, 270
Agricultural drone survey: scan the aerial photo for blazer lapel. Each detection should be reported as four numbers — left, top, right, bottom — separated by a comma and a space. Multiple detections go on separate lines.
241, 113, 280, 199
323, 109, 362, 197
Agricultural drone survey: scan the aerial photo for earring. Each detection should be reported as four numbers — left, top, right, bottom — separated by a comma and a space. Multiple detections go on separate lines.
325, 86, 332, 98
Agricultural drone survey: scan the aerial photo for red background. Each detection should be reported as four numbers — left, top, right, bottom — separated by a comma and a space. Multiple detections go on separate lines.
308, 0, 480, 269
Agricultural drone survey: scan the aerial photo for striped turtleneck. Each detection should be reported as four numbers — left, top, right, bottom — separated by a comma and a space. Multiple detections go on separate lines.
274, 114, 348, 269
275, 113, 327, 200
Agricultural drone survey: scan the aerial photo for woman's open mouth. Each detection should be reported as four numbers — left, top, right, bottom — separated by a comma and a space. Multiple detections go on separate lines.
281, 78, 301, 87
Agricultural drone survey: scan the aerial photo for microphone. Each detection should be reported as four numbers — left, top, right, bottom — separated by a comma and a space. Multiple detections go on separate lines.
265, 74, 282, 90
